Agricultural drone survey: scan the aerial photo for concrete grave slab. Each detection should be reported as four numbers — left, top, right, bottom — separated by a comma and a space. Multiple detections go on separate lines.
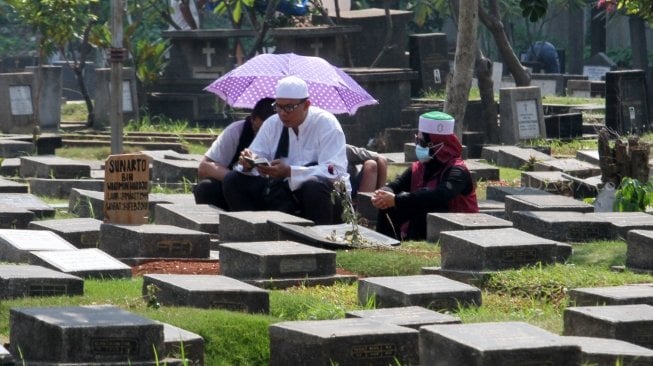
68, 188, 104, 219
0, 193, 55, 218
576, 149, 600, 166
0, 264, 83, 298
19, 155, 91, 179
9, 305, 164, 364
0, 176, 28, 193
151, 158, 198, 184
626, 230, 653, 272
0, 203, 34, 229
564, 304, 653, 349
569, 284, 653, 306
480, 145, 502, 163
269, 318, 419, 366
476, 199, 506, 218
0, 229, 77, 263
496, 145, 554, 169
504, 194, 593, 220
0, 157, 20, 176
143, 274, 269, 313
534, 158, 601, 178
426, 212, 512, 243
485, 185, 551, 202
29, 248, 132, 279
354, 191, 378, 224
28, 177, 104, 198
420, 321, 581, 366
159, 322, 204, 366
0, 139, 35, 158
345, 305, 461, 329
586, 212, 653, 240
520, 170, 573, 194
564, 336, 653, 366
154, 203, 223, 235
275, 222, 400, 249
29, 217, 102, 249
358, 274, 481, 310
0, 344, 12, 365
219, 211, 313, 243
511, 211, 613, 242
467, 159, 500, 181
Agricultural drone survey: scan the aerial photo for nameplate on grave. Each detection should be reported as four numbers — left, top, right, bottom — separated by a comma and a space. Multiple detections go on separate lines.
104, 153, 150, 224
9, 86, 33, 115
516, 99, 540, 139
583, 66, 610, 81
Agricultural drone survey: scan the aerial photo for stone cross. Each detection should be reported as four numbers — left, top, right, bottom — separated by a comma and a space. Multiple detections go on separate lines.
310, 39, 323, 57
202, 42, 215, 68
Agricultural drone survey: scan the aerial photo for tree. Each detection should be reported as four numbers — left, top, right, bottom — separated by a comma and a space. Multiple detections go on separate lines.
599, 0, 653, 23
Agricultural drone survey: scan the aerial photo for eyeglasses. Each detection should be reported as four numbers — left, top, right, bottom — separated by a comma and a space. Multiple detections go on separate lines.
272, 99, 307, 113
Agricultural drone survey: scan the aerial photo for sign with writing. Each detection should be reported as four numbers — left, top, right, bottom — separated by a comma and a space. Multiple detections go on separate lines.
104, 154, 150, 225
516, 99, 540, 139
9, 85, 33, 115
122, 81, 133, 113
583, 66, 610, 81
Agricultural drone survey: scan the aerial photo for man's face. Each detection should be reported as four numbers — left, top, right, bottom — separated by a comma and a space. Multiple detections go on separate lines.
274, 98, 309, 129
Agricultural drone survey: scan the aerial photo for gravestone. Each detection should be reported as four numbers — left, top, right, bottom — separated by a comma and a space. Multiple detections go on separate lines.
159, 322, 204, 366
0, 229, 77, 263
530, 74, 563, 96
0, 204, 34, 229
426, 212, 512, 243
142, 274, 269, 313
504, 194, 593, 220
485, 185, 551, 202
151, 157, 198, 184
544, 112, 583, 139
605, 70, 650, 135
274, 222, 400, 249
9, 305, 164, 364
19, 155, 91, 179
0, 72, 35, 134
476, 199, 506, 218
154, 203, 223, 236
358, 274, 481, 310
511, 211, 613, 242
0, 177, 27, 194
576, 149, 600, 166
25, 65, 62, 131
534, 158, 601, 179
99, 223, 210, 262
29, 248, 132, 279
345, 306, 460, 329
584, 65, 611, 81
0, 157, 19, 176
564, 336, 653, 366
269, 318, 419, 366
520, 170, 573, 194
218, 211, 313, 243
270, 26, 360, 67
587, 212, 653, 240
626, 230, 653, 272
0, 264, 83, 299
420, 321, 581, 365
495, 145, 553, 169
104, 153, 150, 225
93, 68, 138, 128
567, 79, 591, 97
569, 284, 653, 306
499, 86, 546, 145
408, 33, 449, 95
68, 188, 105, 219
466, 159, 500, 181
0, 139, 35, 158
563, 304, 653, 349
28, 177, 104, 199
0, 193, 55, 218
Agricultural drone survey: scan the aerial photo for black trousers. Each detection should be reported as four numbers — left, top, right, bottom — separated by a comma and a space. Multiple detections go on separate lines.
192, 178, 229, 210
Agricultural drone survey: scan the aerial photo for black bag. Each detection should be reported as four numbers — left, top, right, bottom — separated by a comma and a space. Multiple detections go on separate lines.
263, 178, 300, 214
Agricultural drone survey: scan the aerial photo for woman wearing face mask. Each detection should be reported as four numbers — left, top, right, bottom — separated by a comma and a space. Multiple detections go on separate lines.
371, 111, 478, 241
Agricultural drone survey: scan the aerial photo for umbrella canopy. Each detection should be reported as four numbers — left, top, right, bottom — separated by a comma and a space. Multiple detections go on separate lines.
204, 53, 378, 115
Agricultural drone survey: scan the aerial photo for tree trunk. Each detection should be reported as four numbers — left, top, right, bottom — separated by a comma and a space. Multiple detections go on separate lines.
474, 47, 499, 143
246, 0, 281, 60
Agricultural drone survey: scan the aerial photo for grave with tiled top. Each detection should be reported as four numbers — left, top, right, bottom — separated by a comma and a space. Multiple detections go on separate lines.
19, 155, 91, 179
219, 240, 355, 288
99, 223, 210, 263
564, 336, 653, 366
481, 145, 553, 169
476, 199, 506, 218
0, 176, 27, 193
275, 222, 400, 249
504, 193, 593, 220
534, 158, 601, 178
29, 248, 132, 279
466, 159, 500, 181
426, 212, 512, 243
568, 284, 653, 306
154, 203, 223, 236
0, 264, 83, 298
576, 149, 600, 165
219, 211, 313, 243
143, 274, 269, 313
564, 304, 653, 349
511, 211, 613, 242
269, 318, 419, 366
358, 274, 481, 311
587, 212, 653, 239
0, 203, 34, 229
9, 305, 168, 365
420, 321, 581, 365
345, 305, 461, 329
28, 217, 102, 249
520, 170, 572, 194
0, 229, 77, 263
485, 185, 551, 202
159, 321, 204, 366
0, 193, 55, 218
625, 230, 653, 273
28, 177, 104, 198
151, 156, 199, 184
0, 138, 35, 158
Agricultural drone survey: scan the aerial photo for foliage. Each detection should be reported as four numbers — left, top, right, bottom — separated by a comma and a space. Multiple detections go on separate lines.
598, 0, 653, 23
214, 0, 256, 25
613, 177, 653, 212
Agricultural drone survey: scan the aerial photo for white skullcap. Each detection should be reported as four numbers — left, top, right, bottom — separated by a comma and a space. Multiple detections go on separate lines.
419, 111, 455, 135
275, 76, 309, 99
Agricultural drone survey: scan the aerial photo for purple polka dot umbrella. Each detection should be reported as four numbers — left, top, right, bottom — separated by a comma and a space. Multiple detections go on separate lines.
204, 53, 378, 115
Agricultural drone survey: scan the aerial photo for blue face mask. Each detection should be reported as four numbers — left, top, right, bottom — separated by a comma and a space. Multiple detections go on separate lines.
415, 145, 432, 162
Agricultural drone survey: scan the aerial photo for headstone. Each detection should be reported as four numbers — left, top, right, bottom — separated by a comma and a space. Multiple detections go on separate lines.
25, 65, 63, 131
583, 65, 611, 81
0, 264, 83, 298
499, 86, 546, 145
520, 170, 573, 194
270, 26, 360, 67
143, 274, 269, 313
568, 284, 653, 306
269, 318, 419, 366
567, 79, 591, 97
9, 305, 164, 364
154, 203, 223, 235
420, 321, 581, 365
480, 145, 502, 164
476, 199, 506, 218
534, 158, 601, 179
151, 157, 198, 185
466, 159, 500, 181
275, 222, 400, 249
93, 68, 138, 128
626, 230, 653, 272
408, 33, 449, 95
104, 153, 150, 225
0, 229, 77, 263
544, 112, 583, 139
0, 72, 35, 134
19, 155, 91, 179
504, 194, 593, 220
30, 248, 132, 279
494, 145, 553, 169
159, 322, 204, 366
605, 70, 650, 135
587, 212, 653, 240
68, 188, 105, 219
0, 193, 55, 218
530, 74, 561, 96
27, 177, 104, 199
218, 211, 313, 243
485, 185, 551, 202
0, 204, 34, 229
0, 138, 35, 158
426, 212, 512, 243
563, 304, 653, 349
564, 336, 653, 366
511, 211, 613, 242
345, 306, 460, 329
358, 274, 481, 310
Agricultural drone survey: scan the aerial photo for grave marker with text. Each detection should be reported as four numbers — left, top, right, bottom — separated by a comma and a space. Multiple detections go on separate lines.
104, 154, 150, 225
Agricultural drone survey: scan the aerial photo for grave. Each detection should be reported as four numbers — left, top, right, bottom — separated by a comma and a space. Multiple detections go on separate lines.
0, 345, 11, 365
485, 185, 551, 202
530, 73, 564, 96
544, 112, 583, 139
420, 321, 581, 365
605, 70, 650, 135
0, 193, 55, 218
143, 274, 269, 313
520, 170, 573, 194
567, 79, 591, 97
19, 155, 91, 179
274, 222, 400, 249
99, 224, 211, 263
576, 149, 600, 165
0, 72, 35, 134
534, 158, 601, 178
0, 264, 83, 299
218, 211, 313, 243
626, 230, 653, 272
0, 204, 34, 229
270, 26, 360, 67
564, 336, 653, 366
510, 211, 613, 242
27, 177, 104, 198
0, 177, 27, 193
68, 188, 105, 219
104, 153, 150, 225
426, 212, 512, 243
0, 139, 35, 158
269, 318, 419, 366
25, 65, 62, 131
357, 274, 481, 310
219, 241, 355, 288
9, 305, 164, 364
499, 86, 546, 145
568, 284, 653, 306
151, 157, 199, 184
587, 212, 653, 240
504, 194, 593, 220
354, 191, 378, 225
345, 305, 460, 329
160, 322, 204, 366
29, 248, 132, 279
466, 159, 500, 181
486, 145, 553, 169
0, 157, 19, 176
408, 33, 449, 95
563, 304, 653, 349
0, 229, 77, 263
154, 203, 223, 236
93, 68, 138, 128
476, 199, 506, 218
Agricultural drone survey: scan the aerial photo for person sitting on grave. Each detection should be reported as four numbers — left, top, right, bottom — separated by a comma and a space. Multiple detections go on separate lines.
193, 97, 276, 210
524, 41, 560, 74
346, 144, 388, 198
371, 111, 479, 240
222, 75, 349, 225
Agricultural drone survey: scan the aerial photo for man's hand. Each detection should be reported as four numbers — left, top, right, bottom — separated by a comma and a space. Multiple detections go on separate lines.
238, 148, 255, 172
371, 189, 396, 210
257, 159, 290, 179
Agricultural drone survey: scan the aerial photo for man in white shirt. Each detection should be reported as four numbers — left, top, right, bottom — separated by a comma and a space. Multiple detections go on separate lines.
222, 76, 350, 224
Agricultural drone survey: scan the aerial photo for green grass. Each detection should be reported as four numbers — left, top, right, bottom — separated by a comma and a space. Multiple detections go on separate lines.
61, 102, 88, 122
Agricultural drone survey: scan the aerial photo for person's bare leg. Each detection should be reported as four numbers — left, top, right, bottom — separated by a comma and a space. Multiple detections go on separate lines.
357, 160, 378, 193
375, 155, 388, 189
